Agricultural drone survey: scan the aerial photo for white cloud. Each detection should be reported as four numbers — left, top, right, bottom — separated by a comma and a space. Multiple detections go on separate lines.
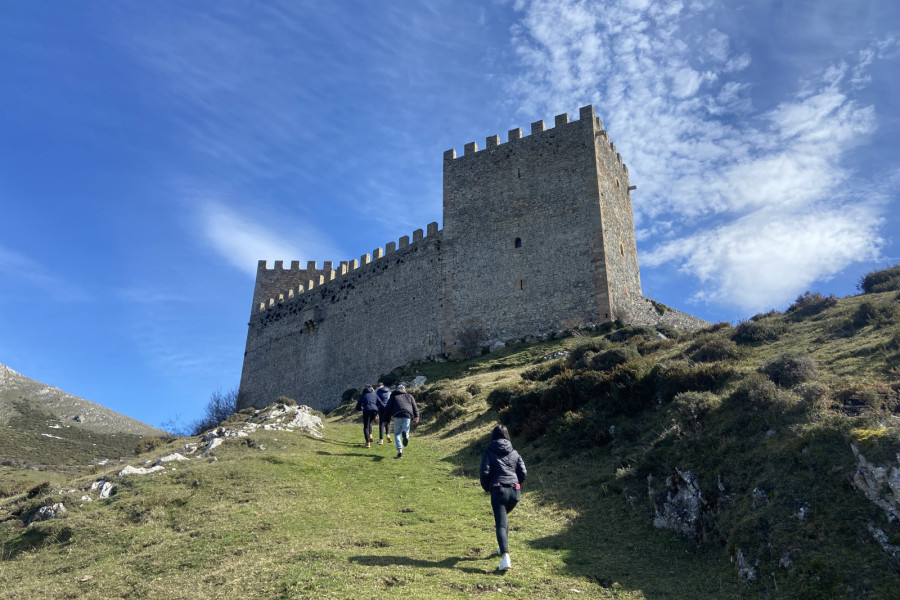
198, 201, 329, 276
506, 0, 894, 311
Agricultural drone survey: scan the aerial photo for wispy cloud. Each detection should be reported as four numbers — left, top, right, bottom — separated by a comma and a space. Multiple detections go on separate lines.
507, 0, 898, 311
0, 244, 89, 301
196, 200, 339, 276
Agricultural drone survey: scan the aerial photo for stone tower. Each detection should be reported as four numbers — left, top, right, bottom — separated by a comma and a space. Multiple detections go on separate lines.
440, 105, 641, 350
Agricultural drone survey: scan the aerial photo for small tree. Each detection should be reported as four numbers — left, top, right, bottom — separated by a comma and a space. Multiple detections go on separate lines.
189, 388, 240, 435
457, 324, 486, 359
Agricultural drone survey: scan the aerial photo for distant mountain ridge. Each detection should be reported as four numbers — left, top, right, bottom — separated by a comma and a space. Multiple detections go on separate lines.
0, 363, 163, 437
0, 363, 166, 480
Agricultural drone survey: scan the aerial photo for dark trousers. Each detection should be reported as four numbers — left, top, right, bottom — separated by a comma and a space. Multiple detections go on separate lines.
378, 411, 391, 439
491, 485, 520, 554
362, 410, 378, 442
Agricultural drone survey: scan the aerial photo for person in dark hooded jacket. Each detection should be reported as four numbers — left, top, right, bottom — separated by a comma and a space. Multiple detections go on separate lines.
480, 424, 526, 572
355, 385, 379, 448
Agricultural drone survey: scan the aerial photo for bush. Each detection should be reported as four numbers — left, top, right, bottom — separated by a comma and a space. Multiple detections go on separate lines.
135, 436, 173, 455
522, 359, 566, 381
850, 301, 898, 329
731, 319, 787, 344
456, 323, 487, 359
608, 325, 657, 343
653, 360, 736, 403
787, 291, 838, 320
587, 346, 640, 372
567, 339, 613, 370
189, 388, 240, 436
688, 337, 739, 362
762, 353, 818, 388
857, 265, 900, 294
341, 388, 360, 405
673, 391, 721, 424
466, 382, 483, 396
729, 373, 781, 410
833, 384, 900, 415
420, 386, 469, 411
486, 384, 523, 411
795, 381, 829, 404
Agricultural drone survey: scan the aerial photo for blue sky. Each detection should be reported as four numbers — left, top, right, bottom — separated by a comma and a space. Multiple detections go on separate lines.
1, 0, 898, 430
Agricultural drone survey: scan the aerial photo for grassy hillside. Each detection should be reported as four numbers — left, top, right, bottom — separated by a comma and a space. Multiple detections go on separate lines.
0, 364, 169, 497
2, 276, 899, 598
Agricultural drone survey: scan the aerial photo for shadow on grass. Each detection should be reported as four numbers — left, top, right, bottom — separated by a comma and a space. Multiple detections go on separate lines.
349, 554, 494, 575
315, 451, 387, 462
441, 436, 751, 599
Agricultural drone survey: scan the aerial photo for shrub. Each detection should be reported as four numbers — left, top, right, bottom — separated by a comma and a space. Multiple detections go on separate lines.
729, 373, 781, 410
341, 388, 359, 405
889, 328, 900, 352
688, 337, 739, 362
188, 388, 240, 436
135, 436, 172, 455
466, 382, 483, 396
567, 338, 612, 369
653, 360, 736, 403
850, 301, 898, 329
857, 265, 900, 294
795, 381, 829, 405
673, 391, 721, 424
608, 325, 657, 343
762, 353, 818, 388
522, 359, 566, 381
486, 384, 522, 411
731, 319, 787, 344
787, 291, 838, 320
833, 384, 900, 415
420, 386, 469, 411
456, 323, 487, 359
588, 346, 640, 371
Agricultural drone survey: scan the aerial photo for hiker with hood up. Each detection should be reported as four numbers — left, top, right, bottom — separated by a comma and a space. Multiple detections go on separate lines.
375, 382, 392, 445
355, 385, 380, 448
480, 424, 527, 572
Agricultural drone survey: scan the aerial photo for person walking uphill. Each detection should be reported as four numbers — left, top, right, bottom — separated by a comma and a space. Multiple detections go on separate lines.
384, 385, 418, 459
480, 424, 527, 572
375, 382, 392, 445
355, 385, 380, 448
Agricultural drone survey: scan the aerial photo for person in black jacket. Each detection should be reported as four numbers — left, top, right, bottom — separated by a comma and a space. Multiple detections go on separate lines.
480, 424, 527, 572
355, 385, 380, 448
384, 385, 418, 459
375, 382, 392, 445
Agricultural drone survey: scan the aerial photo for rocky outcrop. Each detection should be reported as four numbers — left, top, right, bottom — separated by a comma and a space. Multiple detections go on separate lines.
648, 469, 705, 539
850, 443, 900, 523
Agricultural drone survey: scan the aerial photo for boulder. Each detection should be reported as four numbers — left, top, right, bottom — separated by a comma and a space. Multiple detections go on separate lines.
648, 469, 705, 539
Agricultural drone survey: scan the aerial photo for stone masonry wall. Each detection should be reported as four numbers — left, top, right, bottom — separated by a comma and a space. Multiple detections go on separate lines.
440, 106, 627, 349
239, 226, 442, 411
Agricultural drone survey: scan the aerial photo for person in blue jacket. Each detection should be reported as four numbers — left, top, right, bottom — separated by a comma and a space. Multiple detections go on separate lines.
375, 382, 392, 445
355, 385, 380, 448
480, 424, 527, 572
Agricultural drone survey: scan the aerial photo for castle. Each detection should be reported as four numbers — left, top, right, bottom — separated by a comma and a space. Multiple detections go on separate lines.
238, 105, 704, 412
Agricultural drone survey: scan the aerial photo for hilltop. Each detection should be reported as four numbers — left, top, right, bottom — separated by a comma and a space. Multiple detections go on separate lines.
2, 266, 900, 598
0, 363, 167, 495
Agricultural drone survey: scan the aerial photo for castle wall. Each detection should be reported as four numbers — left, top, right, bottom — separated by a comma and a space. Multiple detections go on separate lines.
239, 226, 443, 411
440, 106, 620, 348
593, 130, 642, 318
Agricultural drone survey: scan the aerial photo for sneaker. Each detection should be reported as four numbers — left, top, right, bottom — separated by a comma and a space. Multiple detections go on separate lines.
376, 440, 384, 445
394, 453, 403, 459
498, 554, 511, 572
386, 435, 392, 443
364, 442, 371, 448
401, 431, 409, 447
369, 435, 374, 443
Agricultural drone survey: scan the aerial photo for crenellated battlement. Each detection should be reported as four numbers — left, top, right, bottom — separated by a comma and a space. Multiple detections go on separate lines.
442, 105, 629, 177
254, 221, 441, 313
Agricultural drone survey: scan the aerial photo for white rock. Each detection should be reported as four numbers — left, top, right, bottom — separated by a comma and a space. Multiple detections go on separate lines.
118, 465, 164, 476
154, 453, 189, 466
33, 503, 67, 522
81, 495, 92, 502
